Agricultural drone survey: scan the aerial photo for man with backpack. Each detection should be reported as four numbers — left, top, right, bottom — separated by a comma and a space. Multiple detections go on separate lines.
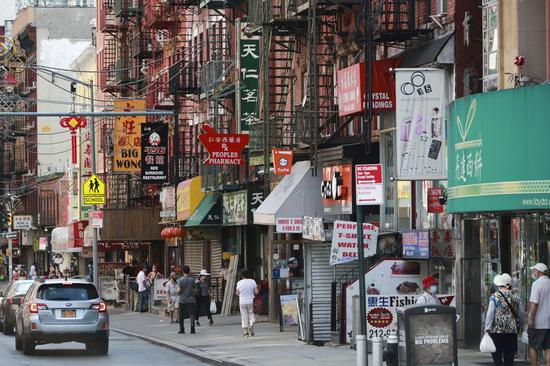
177, 265, 197, 334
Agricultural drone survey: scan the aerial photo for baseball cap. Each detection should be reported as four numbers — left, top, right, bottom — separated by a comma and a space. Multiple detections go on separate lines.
494, 273, 512, 287
530, 263, 548, 273
422, 276, 437, 288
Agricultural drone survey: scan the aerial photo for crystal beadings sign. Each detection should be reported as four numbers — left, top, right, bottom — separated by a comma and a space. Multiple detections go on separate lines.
141, 122, 168, 183
239, 37, 260, 131
114, 99, 146, 172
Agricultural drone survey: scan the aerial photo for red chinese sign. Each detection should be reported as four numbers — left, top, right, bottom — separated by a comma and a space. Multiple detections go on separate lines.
68, 220, 88, 248
427, 187, 445, 213
198, 124, 249, 165
430, 229, 454, 259
59, 116, 87, 164
272, 149, 293, 175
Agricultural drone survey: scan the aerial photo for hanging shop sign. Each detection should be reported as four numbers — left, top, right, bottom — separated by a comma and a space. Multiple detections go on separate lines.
39, 237, 48, 251
329, 220, 378, 265
402, 230, 430, 259
321, 163, 353, 215
160, 186, 176, 218
198, 124, 249, 166
427, 187, 445, 213
141, 122, 169, 183
222, 190, 248, 225
302, 216, 325, 241
248, 187, 264, 214
90, 210, 103, 229
355, 164, 383, 206
430, 229, 454, 259
82, 174, 106, 205
59, 116, 87, 164
80, 122, 92, 177
337, 59, 402, 117
395, 69, 446, 180
113, 99, 146, 172
448, 84, 550, 212
273, 149, 294, 175
276, 217, 303, 233
68, 220, 88, 248
13, 215, 32, 230
238, 37, 260, 131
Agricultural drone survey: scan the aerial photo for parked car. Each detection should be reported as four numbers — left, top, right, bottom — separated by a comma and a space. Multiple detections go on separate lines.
0, 280, 34, 335
14, 278, 109, 355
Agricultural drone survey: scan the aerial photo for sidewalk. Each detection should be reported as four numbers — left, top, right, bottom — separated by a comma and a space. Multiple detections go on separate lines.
109, 309, 517, 366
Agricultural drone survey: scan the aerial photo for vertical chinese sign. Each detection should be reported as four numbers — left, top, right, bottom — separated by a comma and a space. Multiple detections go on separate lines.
238, 38, 260, 131
80, 120, 93, 220
114, 99, 146, 172
141, 122, 169, 183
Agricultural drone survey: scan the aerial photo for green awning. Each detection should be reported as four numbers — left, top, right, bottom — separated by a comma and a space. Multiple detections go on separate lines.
184, 194, 221, 227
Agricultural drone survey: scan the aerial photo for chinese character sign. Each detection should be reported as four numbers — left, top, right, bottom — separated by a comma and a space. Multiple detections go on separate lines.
337, 63, 364, 116
114, 100, 146, 172
395, 69, 446, 180
141, 122, 168, 183
80, 123, 93, 177
239, 38, 260, 131
198, 124, 249, 165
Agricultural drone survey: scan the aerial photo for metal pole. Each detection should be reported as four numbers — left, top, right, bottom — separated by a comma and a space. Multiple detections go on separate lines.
89, 80, 98, 287
364, 0, 373, 155
262, 0, 271, 198
356, 204, 368, 366
7, 210, 12, 282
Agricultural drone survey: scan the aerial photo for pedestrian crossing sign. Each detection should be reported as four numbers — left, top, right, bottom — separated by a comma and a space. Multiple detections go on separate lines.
83, 174, 106, 205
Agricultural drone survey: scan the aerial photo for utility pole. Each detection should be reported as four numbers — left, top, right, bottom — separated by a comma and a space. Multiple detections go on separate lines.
5, 193, 19, 282
89, 79, 99, 287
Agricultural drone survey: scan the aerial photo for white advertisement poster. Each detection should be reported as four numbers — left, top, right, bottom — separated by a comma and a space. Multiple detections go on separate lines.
396, 69, 447, 180
153, 278, 168, 301
302, 216, 325, 241
329, 220, 378, 265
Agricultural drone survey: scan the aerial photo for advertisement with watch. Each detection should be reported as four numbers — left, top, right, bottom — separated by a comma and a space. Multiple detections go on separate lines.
321, 163, 353, 214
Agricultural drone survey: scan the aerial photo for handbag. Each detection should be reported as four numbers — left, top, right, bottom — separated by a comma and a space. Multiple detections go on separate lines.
498, 291, 520, 333
480, 333, 497, 353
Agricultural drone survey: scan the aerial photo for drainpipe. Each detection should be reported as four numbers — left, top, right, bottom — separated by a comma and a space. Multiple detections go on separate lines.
547, 0, 550, 80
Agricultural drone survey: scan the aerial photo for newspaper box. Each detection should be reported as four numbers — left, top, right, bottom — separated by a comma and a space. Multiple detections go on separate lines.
397, 305, 457, 366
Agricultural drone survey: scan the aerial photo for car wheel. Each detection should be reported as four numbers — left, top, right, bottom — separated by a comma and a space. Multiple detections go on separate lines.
22, 336, 35, 355
4, 320, 14, 335
86, 336, 109, 355
15, 333, 22, 351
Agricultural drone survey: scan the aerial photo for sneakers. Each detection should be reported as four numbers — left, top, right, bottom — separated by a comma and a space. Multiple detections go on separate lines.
178, 330, 185, 334
243, 332, 249, 338
248, 326, 255, 337
209, 320, 214, 326
195, 321, 201, 327
190, 328, 196, 334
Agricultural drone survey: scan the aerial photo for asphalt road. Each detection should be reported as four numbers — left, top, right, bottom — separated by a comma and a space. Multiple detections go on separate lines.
0, 329, 208, 365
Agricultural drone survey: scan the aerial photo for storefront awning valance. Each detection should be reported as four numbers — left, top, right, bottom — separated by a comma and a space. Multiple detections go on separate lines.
177, 176, 205, 221
254, 161, 323, 226
185, 194, 221, 227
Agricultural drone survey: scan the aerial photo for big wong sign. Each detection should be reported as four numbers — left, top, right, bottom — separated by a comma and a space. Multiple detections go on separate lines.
448, 84, 550, 212
114, 100, 146, 172
198, 124, 249, 165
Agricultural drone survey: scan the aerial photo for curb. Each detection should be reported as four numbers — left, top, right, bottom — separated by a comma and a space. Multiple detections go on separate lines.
111, 328, 248, 366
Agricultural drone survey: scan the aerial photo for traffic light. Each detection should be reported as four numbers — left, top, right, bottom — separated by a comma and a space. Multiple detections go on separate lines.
7, 213, 12, 228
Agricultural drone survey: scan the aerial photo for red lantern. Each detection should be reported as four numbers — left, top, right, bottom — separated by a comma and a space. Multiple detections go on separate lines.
160, 228, 168, 239
169, 227, 177, 238
177, 227, 185, 237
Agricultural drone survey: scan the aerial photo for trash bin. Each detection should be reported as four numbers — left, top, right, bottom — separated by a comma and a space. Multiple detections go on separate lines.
396, 305, 457, 366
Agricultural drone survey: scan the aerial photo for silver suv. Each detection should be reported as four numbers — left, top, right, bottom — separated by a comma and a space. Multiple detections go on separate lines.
14, 278, 109, 355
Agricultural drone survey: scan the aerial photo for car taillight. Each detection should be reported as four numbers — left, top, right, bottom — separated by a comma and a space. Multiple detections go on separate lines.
7, 298, 12, 305
90, 302, 107, 313
29, 303, 48, 313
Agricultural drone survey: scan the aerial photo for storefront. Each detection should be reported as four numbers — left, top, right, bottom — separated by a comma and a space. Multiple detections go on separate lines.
50, 226, 81, 276
447, 85, 550, 349
160, 186, 178, 275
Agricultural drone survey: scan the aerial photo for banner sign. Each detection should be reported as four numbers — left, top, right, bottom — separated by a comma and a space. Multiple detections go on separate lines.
13, 215, 32, 230
273, 149, 293, 175
222, 190, 248, 225
402, 230, 430, 259
276, 217, 303, 233
68, 220, 88, 248
396, 69, 446, 180
114, 99, 146, 172
302, 216, 325, 241
141, 122, 169, 183
330, 220, 378, 265
321, 164, 353, 215
238, 37, 260, 131
355, 164, 383, 205
427, 187, 444, 213
39, 237, 48, 251
198, 124, 249, 165
430, 229, 454, 258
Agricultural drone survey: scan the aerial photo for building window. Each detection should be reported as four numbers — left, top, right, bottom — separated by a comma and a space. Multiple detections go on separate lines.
482, 0, 499, 91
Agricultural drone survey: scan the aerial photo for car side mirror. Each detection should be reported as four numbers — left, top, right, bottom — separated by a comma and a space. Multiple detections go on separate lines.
12, 297, 21, 306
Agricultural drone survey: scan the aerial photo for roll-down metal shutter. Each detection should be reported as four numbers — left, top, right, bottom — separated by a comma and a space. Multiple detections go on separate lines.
184, 240, 203, 275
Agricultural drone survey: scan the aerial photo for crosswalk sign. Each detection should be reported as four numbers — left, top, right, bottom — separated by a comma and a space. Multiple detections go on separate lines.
83, 174, 106, 205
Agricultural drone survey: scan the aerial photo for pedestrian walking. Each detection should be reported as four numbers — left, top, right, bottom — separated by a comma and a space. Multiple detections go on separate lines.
527, 263, 550, 366
177, 265, 196, 334
195, 269, 214, 327
236, 268, 258, 337
136, 264, 150, 313
484, 273, 525, 366
29, 262, 37, 279
415, 276, 442, 305
164, 272, 179, 323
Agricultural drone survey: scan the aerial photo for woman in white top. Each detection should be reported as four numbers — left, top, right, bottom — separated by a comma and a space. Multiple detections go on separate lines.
163, 272, 179, 323
236, 268, 259, 337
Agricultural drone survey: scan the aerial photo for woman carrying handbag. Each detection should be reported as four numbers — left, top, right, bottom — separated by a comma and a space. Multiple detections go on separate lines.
484, 273, 526, 366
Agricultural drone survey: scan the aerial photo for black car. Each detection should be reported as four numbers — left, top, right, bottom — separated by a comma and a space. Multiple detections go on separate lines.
0, 280, 34, 335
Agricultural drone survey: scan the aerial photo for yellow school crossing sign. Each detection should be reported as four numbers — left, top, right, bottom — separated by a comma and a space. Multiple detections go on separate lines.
83, 174, 106, 205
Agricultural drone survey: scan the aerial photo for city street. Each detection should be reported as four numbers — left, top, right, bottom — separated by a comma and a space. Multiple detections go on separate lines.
0, 329, 207, 366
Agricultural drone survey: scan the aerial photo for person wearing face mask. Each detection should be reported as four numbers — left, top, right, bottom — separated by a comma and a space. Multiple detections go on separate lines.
527, 263, 550, 366
415, 276, 441, 305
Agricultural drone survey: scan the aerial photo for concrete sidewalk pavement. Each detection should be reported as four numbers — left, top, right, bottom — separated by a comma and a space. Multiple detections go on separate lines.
109, 309, 519, 366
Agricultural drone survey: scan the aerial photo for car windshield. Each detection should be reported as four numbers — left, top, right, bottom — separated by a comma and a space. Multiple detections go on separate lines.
13, 282, 33, 295
37, 283, 99, 301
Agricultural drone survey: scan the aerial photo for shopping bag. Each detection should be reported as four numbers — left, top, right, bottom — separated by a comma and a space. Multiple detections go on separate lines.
210, 300, 217, 314
480, 333, 496, 353
521, 331, 529, 344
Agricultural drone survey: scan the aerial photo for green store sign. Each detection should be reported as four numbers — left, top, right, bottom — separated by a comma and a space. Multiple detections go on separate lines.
238, 38, 260, 131
447, 84, 550, 213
